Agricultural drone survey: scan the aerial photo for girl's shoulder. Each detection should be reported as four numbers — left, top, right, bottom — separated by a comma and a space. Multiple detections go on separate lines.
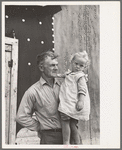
70, 71, 88, 82
70, 71, 85, 77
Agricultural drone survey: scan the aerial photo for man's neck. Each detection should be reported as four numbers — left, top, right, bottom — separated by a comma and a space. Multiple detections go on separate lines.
42, 73, 54, 87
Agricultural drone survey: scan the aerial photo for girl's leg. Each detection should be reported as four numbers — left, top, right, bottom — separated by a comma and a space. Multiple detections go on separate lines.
70, 119, 80, 144
61, 119, 70, 144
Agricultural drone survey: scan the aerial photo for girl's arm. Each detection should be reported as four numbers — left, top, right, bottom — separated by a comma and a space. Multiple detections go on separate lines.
76, 77, 87, 111
76, 93, 85, 111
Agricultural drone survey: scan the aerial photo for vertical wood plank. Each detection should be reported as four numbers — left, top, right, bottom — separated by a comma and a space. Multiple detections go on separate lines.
10, 39, 19, 144
5, 45, 12, 144
85, 5, 100, 144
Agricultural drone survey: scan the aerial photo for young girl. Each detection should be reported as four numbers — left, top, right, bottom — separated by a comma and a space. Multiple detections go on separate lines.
58, 51, 90, 144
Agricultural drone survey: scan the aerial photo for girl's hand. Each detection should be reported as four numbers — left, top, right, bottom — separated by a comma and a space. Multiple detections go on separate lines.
76, 100, 84, 111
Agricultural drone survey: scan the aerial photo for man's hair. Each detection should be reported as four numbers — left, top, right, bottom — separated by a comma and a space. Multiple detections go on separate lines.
36, 50, 58, 65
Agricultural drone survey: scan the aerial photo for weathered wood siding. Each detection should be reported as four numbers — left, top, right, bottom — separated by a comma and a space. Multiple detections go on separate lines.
54, 5, 100, 144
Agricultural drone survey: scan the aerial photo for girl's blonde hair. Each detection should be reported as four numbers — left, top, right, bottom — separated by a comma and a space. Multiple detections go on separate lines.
71, 51, 90, 67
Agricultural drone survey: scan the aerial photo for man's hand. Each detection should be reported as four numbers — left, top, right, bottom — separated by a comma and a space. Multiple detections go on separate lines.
76, 100, 84, 111
57, 74, 65, 78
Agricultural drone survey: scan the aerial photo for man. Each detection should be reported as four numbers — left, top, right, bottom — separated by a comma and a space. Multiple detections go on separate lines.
16, 51, 63, 144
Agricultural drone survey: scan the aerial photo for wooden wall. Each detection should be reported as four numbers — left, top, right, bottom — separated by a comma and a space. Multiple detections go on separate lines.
54, 5, 100, 145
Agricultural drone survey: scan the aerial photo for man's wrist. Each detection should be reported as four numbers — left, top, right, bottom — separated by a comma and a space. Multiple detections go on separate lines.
37, 123, 41, 132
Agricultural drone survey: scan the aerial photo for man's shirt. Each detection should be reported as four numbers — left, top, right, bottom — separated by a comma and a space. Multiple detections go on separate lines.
16, 77, 62, 131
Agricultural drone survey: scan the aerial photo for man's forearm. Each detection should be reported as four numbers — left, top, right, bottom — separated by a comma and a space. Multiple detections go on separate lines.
16, 113, 40, 132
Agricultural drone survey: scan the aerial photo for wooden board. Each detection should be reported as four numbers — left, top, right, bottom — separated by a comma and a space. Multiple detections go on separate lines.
5, 45, 12, 144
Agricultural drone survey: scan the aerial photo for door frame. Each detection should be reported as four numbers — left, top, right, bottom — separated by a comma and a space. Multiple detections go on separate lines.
4, 37, 19, 144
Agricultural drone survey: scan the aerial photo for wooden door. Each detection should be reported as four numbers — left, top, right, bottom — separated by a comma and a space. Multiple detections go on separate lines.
5, 37, 19, 144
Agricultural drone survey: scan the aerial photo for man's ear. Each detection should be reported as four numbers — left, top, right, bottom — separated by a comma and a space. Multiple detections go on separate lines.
39, 65, 44, 72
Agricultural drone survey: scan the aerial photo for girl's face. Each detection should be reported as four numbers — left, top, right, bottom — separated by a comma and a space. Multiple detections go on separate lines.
71, 57, 85, 72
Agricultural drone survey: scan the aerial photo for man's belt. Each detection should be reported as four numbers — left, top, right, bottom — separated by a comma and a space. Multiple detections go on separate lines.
41, 128, 62, 132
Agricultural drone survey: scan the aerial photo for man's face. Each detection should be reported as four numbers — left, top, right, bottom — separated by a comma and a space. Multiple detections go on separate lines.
41, 56, 58, 78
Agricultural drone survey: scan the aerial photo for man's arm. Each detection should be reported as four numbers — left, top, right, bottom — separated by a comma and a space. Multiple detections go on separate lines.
57, 69, 72, 78
16, 90, 40, 131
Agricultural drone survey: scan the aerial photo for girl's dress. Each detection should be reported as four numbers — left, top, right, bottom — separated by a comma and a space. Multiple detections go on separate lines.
58, 71, 90, 121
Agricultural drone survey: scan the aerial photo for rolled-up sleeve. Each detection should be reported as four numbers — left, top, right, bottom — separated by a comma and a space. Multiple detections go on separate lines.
16, 90, 40, 131
77, 77, 87, 96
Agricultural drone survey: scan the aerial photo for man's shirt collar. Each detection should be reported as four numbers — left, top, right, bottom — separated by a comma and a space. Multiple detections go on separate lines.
39, 77, 60, 86
40, 77, 47, 85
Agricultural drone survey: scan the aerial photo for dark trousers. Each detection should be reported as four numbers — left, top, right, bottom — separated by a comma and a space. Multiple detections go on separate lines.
39, 128, 82, 144
40, 130, 63, 144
